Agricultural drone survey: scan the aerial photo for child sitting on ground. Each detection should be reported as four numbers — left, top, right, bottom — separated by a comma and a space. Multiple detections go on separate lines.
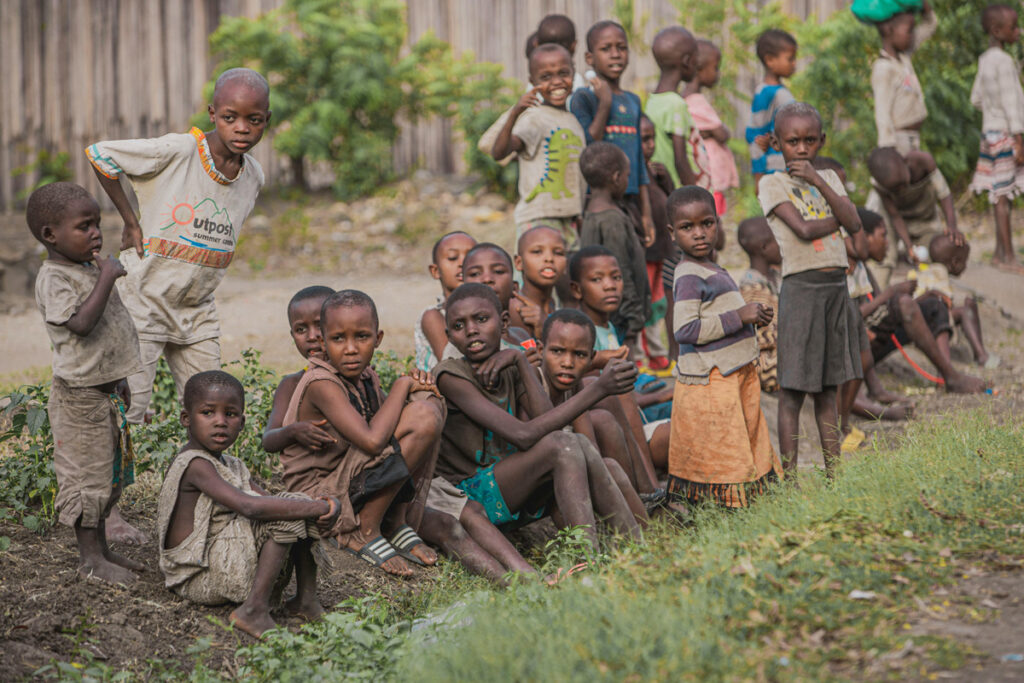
640, 114, 676, 371
746, 29, 798, 185
666, 186, 781, 507
434, 283, 643, 549
757, 102, 864, 476
509, 225, 568, 340
280, 290, 444, 577
157, 371, 340, 638
648, 26, 706, 189
415, 231, 477, 372
579, 142, 651, 358
29, 182, 143, 585
970, 3, 1024, 272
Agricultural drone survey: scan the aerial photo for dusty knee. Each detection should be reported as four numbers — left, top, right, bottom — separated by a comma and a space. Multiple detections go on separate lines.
895, 294, 919, 320
544, 431, 585, 465
401, 400, 443, 437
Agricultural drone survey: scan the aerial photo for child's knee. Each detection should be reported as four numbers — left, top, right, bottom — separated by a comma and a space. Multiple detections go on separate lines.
895, 293, 919, 320
402, 400, 443, 437
543, 431, 585, 466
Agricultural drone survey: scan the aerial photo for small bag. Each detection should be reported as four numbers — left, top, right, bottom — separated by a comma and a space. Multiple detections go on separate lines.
851, 0, 922, 24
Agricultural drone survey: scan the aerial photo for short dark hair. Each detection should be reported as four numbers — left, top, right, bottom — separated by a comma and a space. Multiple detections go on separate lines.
517, 224, 566, 254
569, 244, 616, 282
857, 207, 886, 235
288, 285, 334, 315
695, 39, 720, 68
812, 156, 845, 176
213, 67, 270, 107
652, 26, 695, 71
586, 20, 626, 51
183, 370, 244, 412
445, 282, 502, 321
665, 185, 717, 224
982, 4, 1015, 33
541, 308, 596, 349
736, 216, 773, 255
25, 182, 95, 242
464, 242, 513, 269
431, 230, 474, 264
525, 31, 540, 59
756, 29, 797, 65
580, 141, 628, 189
529, 43, 572, 78
321, 289, 379, 329
537, 14, 576, 51
773, 101, 822, 136
866, 147, 906, 188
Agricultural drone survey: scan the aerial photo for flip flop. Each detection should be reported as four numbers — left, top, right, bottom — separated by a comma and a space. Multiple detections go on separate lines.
840, 426, 866, 453
346, 535, 403, 571
388, 525, 429, 566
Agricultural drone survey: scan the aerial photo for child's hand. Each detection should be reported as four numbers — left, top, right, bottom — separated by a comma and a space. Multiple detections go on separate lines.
522, 341, 543, 369
754, 305, 774, 327
754, 134, 772, 152
595, 358, 638, 396
512, 293, 544, 336
474, 348, 520, 389
649, 161, 670, 179
641, 214, 656, 247
407, 368, 440, 395
590, 73, 613, 107
115, 378, 131, 409
514, 87, 542, 113
739, 302, 769, 326
120, 221, 145, 258
786, 160, 824, 187
945, 227, 966, 247
316, 495, 341, 533
291, 419, 335, 450
95, 254, 127, 281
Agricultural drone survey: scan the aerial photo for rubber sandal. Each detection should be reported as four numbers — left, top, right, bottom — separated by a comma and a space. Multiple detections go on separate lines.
346, 535, 403, 571
388, 525, 429, 566
840, 426, 866, 453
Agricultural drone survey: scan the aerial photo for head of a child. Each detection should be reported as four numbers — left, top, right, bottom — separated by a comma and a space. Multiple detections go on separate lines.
525, 31, 539, 60
540, 309, 597, 393
580, 141, 630, 199
756, 29, 797, 78
772, 102, 825, 164
876, 11, 918, 53
737, 216, 782, 267
181, 370, 245, 455
695, 40, 722, 88
652, 26, 698, 82
445, 283, 507, 363
569, 246, 623, 321
867, 147, 910, 195
929, 234, 970, 276
208, 68, 271, 155
462, 243, 516, 311
640, 115, 656, 163
537, 14, 577, 54
430, 231, 477, 298
319, 290, 382, 381
516, 226, 567, 291
585, 20, 629, 83
26, 182, 102, 264
666, 186, 719, 262
858, 207, 888, 263
982, 4, 1020, 44
287, 286, 335, 361
529, 44, 575, 109
813, 156, 848, 186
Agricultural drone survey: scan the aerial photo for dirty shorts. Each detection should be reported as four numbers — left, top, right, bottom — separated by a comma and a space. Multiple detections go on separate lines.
455, 463, 546, 526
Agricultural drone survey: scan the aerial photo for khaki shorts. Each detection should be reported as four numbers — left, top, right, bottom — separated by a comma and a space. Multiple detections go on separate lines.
126, 337, 220, 423
424, 476, 469, 521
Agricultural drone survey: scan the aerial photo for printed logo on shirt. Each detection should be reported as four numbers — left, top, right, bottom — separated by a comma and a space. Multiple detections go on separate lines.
525, 128, 583, 203
143, 197, 237, 268
787, 185, 841, 252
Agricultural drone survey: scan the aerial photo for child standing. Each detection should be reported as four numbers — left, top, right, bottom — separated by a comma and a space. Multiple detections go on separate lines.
736, 217, 782, 394
746, 30, 798, 185
29, 182, 143, 585
969, 3, 1024, 272
639, 115, 676, 370
572, 20, 655, 246
666, 186, 781, 507
757, 103, 864, 475
415, 231, 477, 372
510, 225, 568, 339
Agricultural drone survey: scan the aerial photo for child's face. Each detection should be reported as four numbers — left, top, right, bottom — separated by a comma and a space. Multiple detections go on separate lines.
670, 200, 718, 260
446, 296, 506, 363
42, 197, 103, 264
207, 83, 271, 155
586, 25, 629, 82
180, 386, 245, 455
884, 13, 916, 52
321, 304, 383, 381
697, 48, 721, 88
288, 297, 328, 361
463, 248, 515, 310
945, 245, 970, 277
762, 234, 783, 266
611, 157, 631, 198
530, 50, 575, 109
773, 115, 824, 164
429, 233, 477, 296
515, 227, 567, 290
640, 118, 656, 162
992, 10, 1021, 44
572, 255, 623, 316
763, 46, 797, 79
866, 225, 888, 262
541, 321, 594, 393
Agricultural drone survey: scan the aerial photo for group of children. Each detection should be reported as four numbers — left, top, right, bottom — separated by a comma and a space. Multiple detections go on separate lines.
28, 6, 1016, 639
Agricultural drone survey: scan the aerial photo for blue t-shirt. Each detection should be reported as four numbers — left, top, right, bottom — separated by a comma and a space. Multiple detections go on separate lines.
571, 88, 650, 196
744, 84, 794, 176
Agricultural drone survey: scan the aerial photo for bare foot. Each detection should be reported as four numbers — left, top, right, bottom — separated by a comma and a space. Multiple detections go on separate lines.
78, 558, 136, 585
103, 548, 146, 572
992, 258, 1024, 274
407, 543, 438, 566
944, 372, 987, 394
867, 387, 903, 404
229, 606, 277, 639
284, 595, 326, 622
105, 507, 149, 545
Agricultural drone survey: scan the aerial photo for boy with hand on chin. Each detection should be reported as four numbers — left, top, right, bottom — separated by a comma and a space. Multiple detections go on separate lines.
157, 371, 340, 639
509, 225, 568, 340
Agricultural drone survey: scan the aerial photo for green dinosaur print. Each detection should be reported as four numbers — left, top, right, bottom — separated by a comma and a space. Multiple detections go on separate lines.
526, 128, 582, 203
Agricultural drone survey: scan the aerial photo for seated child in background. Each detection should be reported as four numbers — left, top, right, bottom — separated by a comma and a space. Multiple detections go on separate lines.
157, 371, 340, 639
509, 225, 567, 339
746, 29, 798, 185
736, 217, 782, 394
648, 26, 705, 189
415, 231, 477, 372
579, 141, 651, 358
280, 290, 444, 577
29, 182, 143, 585
640, 114, 676, 371
666, 186, 781, 507
434, 283, 643, 549
865, 146, 963, 287
683, 39, 740, 215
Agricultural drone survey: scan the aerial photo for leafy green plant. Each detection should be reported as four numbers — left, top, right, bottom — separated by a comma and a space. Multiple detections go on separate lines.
372, 350, 413, 393
11, 149, 73, 201
0, 383, 56, 528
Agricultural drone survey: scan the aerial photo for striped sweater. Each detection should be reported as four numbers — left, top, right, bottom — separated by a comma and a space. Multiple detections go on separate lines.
672, 258, 757, 384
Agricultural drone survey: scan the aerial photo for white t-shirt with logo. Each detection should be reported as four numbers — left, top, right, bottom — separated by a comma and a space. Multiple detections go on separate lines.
87, 128, 264, 344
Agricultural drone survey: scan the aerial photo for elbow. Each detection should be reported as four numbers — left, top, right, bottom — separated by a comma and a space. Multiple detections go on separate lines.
674, 321, 701, 345
238, 497, 263, 519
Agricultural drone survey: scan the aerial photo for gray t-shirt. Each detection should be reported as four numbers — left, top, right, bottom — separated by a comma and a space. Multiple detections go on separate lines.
512, 105, 586, 224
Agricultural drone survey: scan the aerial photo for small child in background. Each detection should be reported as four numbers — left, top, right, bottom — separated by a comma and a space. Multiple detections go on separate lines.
746, 29, 798, 185
736, 217, 782, 394
572, 20, 655, 245
414, 231, 477, 372
970, 3, 1024, 272
870, 0, 937, 152
666, 186, 781, 508
29, 182, 143, 585
510, 226, 567, 339
640, 114, 676, 371
536, 14, 589, 98
579, 142, 651, 358
683, 39, 740, 215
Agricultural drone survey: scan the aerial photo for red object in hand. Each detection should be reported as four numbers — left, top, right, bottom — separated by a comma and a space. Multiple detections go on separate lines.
520, 339, 537, 350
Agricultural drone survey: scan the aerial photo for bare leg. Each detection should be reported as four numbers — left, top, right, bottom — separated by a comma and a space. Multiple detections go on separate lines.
812, 387, 841, 477
864, 365, 902, 404
952, 298, 990, 366
345, 481, 415, 578
75, 522, 136, 585
575, 435, 643, 538
589, 408, 652, 493
648, 422, 670, 474
284, 539, 324, 621
777, 389, 805, 474
992, 196, 1017, 266
590, 390, 658, 492
603, 458, 648, 527
893, 294, 985, 393
418, 507, 509, 585
231, 539, 289, 638
852, 391, 914, 420
104, 505, 149, 545
458, 502, 536, 575
98, 520, 145, 571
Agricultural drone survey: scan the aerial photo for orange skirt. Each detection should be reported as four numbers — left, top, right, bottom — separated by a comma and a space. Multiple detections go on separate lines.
667, 363, 782, 508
